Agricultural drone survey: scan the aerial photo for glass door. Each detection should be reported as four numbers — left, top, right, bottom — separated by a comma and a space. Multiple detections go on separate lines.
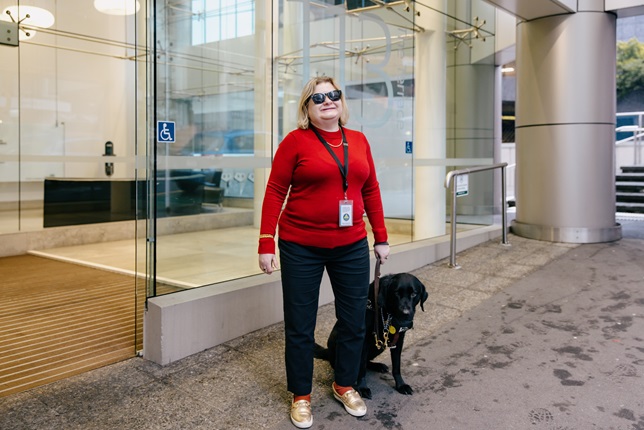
0, 0, 144, 395
148, 0, 274, 294
0, 6, 20, 233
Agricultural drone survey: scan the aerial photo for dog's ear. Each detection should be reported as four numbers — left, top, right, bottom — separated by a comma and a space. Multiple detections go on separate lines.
416, 278, 429, 312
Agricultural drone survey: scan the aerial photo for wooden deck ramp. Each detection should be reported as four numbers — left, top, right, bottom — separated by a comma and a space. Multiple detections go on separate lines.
0, 255, 143, 397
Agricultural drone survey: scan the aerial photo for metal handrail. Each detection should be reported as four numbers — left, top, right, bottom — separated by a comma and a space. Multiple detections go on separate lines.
444, 162, 510, 268
615, 124, 643, 166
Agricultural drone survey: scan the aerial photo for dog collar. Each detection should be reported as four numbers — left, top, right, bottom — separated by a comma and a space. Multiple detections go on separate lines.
380, 310, 413, 349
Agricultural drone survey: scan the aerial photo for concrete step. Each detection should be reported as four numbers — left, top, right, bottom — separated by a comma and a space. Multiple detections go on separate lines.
616, 202, 644, 214
616, 192, 644, 203
616, 182, 644, 193
621, 166, 644, 174
616, 173, 644, 182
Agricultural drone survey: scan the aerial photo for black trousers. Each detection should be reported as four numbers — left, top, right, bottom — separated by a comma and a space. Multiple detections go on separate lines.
279, 237, 370, 396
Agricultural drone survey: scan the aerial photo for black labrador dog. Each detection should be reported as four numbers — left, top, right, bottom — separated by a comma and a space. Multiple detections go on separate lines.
315, 272, 428, 398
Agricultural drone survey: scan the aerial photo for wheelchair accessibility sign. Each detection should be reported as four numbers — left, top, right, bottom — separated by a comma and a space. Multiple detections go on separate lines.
157, 121, 175, 143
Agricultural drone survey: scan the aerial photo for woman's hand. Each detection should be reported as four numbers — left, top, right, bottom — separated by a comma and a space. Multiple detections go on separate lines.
258, 254, 278, 275
374, 244, 390, 264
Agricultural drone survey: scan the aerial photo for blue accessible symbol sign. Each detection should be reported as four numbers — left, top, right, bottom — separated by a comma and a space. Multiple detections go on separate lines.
157, 121, 176, 143
405, 141, 413, 154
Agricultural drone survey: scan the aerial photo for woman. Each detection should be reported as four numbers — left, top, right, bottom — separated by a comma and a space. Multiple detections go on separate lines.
258, 76, 390, 429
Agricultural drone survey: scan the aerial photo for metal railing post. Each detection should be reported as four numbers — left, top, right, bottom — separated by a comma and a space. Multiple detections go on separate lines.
444, 162, 509, 269
501, 164, 508, 245
449, 174, 459, 268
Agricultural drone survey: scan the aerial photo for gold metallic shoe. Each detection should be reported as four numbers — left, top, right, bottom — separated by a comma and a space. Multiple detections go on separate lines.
332, 385, 367, 417
290, 399, 313, 429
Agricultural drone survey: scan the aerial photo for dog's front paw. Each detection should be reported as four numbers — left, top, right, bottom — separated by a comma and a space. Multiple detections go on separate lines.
396, 384, 413, 395
367, 361, 389, 373
356, 385, 372, 399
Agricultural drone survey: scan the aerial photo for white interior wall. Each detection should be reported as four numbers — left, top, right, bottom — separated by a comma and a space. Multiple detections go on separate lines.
0, 1, 134, 183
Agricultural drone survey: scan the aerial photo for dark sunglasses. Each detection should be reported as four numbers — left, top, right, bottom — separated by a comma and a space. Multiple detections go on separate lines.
309, 90, 342, 104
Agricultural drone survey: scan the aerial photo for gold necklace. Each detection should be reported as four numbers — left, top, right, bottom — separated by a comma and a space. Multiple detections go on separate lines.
327, 139, 343, 148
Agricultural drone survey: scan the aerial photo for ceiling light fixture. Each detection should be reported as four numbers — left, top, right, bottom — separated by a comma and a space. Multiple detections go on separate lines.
447, 16, 487, 50
94, 0, 141, 16
1, 5, 55, 41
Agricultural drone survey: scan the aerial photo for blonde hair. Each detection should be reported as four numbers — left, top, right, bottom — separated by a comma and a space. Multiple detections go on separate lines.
296, 76, 349, 129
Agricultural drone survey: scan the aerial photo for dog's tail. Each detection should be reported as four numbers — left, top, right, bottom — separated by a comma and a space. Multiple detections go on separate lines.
313, 343, 331, 361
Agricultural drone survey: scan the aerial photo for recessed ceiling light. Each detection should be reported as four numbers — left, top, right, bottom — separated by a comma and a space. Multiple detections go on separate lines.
2, 5, 55, 28
1, 5, 55, 40
94, 0, 141, 16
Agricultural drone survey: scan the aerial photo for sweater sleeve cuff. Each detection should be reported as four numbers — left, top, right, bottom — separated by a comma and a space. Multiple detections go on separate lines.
372, 229, 388, 246
258, 238, 276, 255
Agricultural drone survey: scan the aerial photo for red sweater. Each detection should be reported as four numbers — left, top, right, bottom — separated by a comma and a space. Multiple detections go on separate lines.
258, 127, 388, 254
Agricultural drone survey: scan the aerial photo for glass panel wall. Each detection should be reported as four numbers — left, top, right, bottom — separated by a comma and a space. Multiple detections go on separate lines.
0, 1, 143, 344
0, 19, 20, 233
150, 0, 271, 291
1, 0, 498, 300
446, 0, 497, 226
0, 2, 142, 233
149, 0, 497, 296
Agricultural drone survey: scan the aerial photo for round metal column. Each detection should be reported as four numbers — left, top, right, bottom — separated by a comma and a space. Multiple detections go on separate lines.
511, 11, 622, 243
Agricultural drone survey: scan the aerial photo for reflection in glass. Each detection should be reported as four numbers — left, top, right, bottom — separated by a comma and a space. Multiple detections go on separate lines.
1, 1, 499, 299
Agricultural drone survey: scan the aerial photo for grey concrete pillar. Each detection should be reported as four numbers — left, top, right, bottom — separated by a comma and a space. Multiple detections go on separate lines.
511, 10, 622, 243
449, 62, 496, 218
413, 3, 447, 241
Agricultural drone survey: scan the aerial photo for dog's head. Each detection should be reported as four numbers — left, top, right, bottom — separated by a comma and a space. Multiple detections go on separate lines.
377, 273, 429, 323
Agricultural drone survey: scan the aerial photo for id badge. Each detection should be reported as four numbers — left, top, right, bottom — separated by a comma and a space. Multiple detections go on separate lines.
339, 200, 353, 227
